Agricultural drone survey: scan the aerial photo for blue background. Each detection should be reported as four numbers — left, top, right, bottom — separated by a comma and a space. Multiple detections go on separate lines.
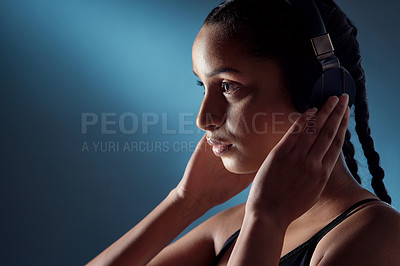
0, 0, 399, 265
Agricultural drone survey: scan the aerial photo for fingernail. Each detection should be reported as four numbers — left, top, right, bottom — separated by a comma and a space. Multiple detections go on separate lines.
341, 93, 349, 103
330, 95, 339, 105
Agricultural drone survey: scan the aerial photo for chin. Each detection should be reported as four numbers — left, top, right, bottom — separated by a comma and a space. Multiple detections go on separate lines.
221, 157, 258, 174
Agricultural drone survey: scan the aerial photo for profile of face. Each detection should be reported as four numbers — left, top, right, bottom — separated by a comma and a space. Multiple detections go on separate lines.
192, 24, 299, 174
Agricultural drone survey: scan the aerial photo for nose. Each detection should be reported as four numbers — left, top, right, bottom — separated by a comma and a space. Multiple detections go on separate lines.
196, 91, 226, 131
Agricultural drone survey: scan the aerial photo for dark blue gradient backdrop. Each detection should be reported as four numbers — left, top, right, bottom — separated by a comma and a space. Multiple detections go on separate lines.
1, 0, 399, 265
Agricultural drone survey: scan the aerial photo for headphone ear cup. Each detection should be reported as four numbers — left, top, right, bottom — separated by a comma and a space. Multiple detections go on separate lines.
309, 66, 356, 110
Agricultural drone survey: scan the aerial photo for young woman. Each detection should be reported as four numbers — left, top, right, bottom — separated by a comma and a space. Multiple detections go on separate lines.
88, 0, 400, 265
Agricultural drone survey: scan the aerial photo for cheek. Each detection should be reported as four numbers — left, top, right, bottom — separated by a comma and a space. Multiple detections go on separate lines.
223, 111, 272, 170
225, 108, 293, 170
227, 101, 282, 139
222, 92, 295, 171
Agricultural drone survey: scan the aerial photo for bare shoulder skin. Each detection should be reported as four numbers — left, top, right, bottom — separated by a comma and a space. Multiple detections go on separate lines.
313, 201, 400, 266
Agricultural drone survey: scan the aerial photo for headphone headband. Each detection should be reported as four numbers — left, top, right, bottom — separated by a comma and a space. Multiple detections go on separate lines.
284, 0, 326, 37
284, 0, 336, 66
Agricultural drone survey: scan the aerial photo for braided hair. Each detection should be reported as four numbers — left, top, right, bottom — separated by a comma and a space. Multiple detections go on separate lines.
203, 0, 392, 204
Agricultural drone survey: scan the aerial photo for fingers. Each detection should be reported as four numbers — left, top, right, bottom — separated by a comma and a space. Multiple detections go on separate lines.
322, 105, 350, 166
307, 93, 349, 159
276, 107, 318, 153
293, 95, 341, 154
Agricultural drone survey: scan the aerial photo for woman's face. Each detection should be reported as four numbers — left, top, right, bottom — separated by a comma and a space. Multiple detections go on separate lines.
192, 24, 299, 174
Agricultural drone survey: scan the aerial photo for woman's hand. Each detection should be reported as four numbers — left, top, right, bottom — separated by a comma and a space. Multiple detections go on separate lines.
246, 93, 350, 226
173, 134, 255, 213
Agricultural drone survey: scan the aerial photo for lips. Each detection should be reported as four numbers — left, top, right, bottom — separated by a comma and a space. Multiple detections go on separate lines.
206, 138, 233, 157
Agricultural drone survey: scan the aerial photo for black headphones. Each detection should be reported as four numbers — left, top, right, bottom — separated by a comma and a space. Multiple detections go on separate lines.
284, 0, 356, 112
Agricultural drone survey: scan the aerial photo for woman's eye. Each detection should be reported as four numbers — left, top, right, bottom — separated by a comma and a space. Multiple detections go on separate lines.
196, 80, 205, 95
221, 81, 240, 95
196, 80, 239, 96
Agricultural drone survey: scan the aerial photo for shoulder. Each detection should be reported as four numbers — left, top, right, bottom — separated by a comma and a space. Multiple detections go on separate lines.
147, 203, 245, 266
200, 203, 245, 254
313, 201, 400, 266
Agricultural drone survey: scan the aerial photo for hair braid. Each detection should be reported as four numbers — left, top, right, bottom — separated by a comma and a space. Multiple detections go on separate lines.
353, 68, 392, 204
317, 0, 392, 204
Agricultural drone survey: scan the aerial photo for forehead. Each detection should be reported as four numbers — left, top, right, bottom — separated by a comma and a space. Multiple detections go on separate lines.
192, 25, 247, 76
191, 25, 284, 83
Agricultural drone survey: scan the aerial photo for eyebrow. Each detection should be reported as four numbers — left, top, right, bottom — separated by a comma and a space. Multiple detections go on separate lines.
193, 67, 241, 78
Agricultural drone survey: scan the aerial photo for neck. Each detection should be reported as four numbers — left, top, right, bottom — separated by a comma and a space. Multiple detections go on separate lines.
298, 152, 378, 222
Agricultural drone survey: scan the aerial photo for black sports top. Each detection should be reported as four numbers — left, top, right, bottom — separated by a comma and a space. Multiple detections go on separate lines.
214, 198, 380, 265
